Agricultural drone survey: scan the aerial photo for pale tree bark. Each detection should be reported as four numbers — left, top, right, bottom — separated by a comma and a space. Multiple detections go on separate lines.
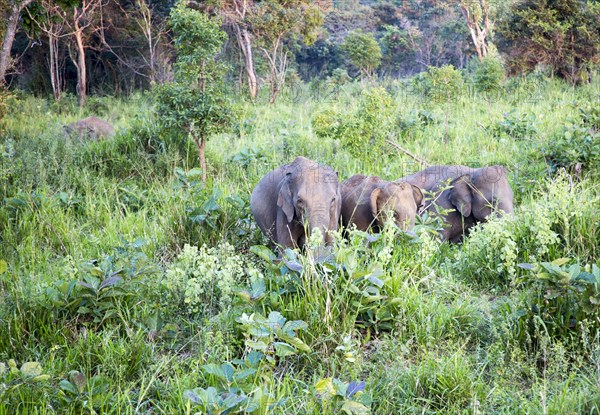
190, 0, 259, 99
135, 0, 168, 85
261, 35, 288, 104
224, 0, 258, 99
0, 0, 35, 85
72, 16, 87, 108
28, 2, 66, 100
234, 24, 258, 99
62, 0, 103, 108
459, 0, 491, 60
48, 32, 63, 100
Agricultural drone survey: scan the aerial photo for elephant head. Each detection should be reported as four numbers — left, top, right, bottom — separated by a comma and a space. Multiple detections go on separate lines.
370, 181, 423, 230
276, 156, 341, 246
447, 166, 514, 222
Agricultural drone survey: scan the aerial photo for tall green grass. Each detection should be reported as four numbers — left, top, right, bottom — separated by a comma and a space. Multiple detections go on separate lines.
1, 77, 599, 414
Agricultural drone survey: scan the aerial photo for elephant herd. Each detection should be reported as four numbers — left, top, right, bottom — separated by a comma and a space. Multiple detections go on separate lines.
250, 156, 514, 250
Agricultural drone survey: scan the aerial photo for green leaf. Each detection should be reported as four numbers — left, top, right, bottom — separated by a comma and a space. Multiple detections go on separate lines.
31, 374, 51, 382
279, 333, 311, 352
333, 378, 348, 397
250, 245, 276, 262
90, 267, 104, 277
267, 311, 287, 329
202, 363, 234, 382
0, 362, 6, 377
59, 380, 79, 396
315, 377, 335, 399
341, 400, 370, 415
0, 260, 7, 275
20, 362, 43, 378
283, 320, 308, 334
246, 340, 268, 351
274, 342, 297, 357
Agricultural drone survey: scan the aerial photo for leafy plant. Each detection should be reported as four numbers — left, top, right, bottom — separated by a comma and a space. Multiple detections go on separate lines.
314, 377, 371, 415
236, 311, 310, 363
470, 55, 505, 96
340, 30, 382, 80
311, 87, 394, 158
543, 103, 599, 175
517, 258, 600, 338
58, 370, 111, 411
492, 109, 538, 140
154, 2, 235, 181
418, 65, 464, 104
161, 242, 262, 317
45, 239, 157, 325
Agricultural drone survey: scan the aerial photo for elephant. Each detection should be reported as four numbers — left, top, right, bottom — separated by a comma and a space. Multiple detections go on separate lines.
398, 165, 514, 242
341, 175, 423, 232
250, 156, 342, 250
63, 117, 115, 140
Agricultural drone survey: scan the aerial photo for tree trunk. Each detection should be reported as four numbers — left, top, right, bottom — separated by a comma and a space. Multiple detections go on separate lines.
234, 24, 258, 99
73, 25, 87, 108
0, 0, 34, 85
48, 32, 62, 101
193, 134, 207, 182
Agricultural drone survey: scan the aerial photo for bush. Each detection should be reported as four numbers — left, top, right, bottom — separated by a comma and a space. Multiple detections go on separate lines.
451, 174, 599, 287
415, 65, 464, 104
311, 87, 394, 158
543, 103, 600, 175
470, 55, 505, 95
159, 243, 263, 318
492, 109, 538, 140
340, 30, 382, 79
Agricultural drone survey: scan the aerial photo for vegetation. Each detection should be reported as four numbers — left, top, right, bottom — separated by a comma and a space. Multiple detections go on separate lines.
1, 72, 600, 413
340, 30, 382, 80
1, 0, 600, 414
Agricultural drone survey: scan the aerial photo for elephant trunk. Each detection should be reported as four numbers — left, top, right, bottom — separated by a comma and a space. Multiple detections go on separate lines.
305, 206, 331, 245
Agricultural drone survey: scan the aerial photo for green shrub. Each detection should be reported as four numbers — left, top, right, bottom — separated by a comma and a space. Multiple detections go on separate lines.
543, 103, 600, 175
160, 243, 262, 317
311, 87, 394, 158
417, 65, 465, 103
492, 109, 538, 140
340, 30, 382, 79
470, 55, 505, 95
516, 258, 600, 340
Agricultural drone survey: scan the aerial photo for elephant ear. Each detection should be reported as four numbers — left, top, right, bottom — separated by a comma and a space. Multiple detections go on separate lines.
370, 187, 382, 220
277, 174, 295, 223
449, 175, 473, 217
411, 185, 424, 208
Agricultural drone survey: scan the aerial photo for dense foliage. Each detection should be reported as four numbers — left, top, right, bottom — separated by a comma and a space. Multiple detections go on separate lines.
1, 0, 597, 100
1, 73, 600, 413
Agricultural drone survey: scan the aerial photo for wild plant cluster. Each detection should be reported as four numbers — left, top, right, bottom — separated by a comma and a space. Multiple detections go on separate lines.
0, 75, 599, 414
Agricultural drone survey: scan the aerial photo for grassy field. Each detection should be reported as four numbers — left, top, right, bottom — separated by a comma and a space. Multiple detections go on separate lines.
0, 76, 599, 414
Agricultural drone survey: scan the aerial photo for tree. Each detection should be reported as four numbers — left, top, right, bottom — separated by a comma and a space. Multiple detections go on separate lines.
155, 2, 234, 182
249, 0, 323, 103
56, 0, 104, 107
26, 0, 69, 100
457, 0, 491, 60
340, 30, 382, 80
0, 0, 35, 84
132, 0, 170, 85
208, 0, 259, 100
497, 0, 600, 83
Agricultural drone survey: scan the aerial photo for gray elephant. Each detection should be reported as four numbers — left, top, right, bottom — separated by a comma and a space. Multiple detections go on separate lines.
341, 175, 423, 232
398, 165, 514, 242
63, 116, 115, 140
250, 156, 342, 250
